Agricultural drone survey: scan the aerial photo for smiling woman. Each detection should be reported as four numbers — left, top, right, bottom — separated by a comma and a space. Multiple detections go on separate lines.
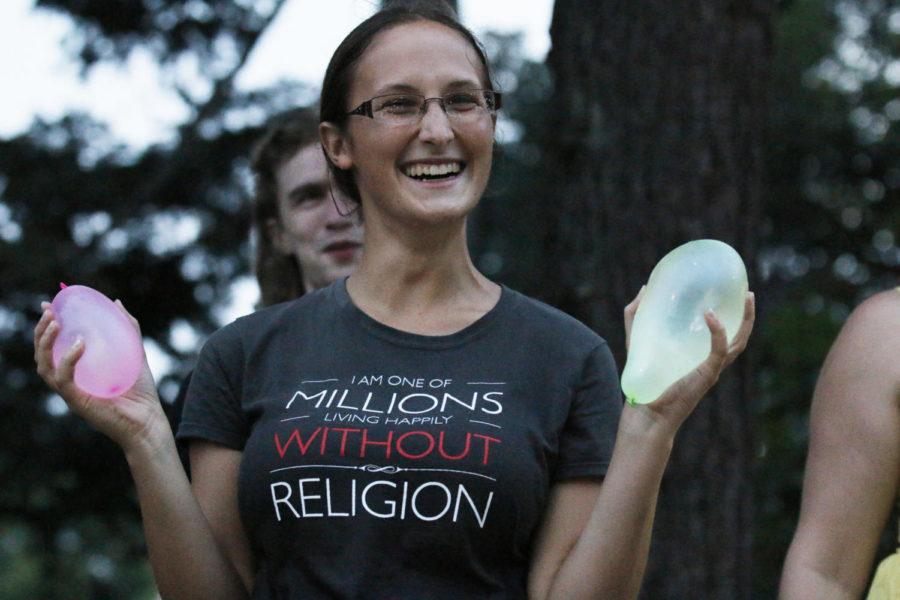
34, 3, 755, 600
318, 8, 500, 238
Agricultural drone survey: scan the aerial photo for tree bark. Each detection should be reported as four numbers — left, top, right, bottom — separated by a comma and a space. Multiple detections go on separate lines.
545, 1, 774, 598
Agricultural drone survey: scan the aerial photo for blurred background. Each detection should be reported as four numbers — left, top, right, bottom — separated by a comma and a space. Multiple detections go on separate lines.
1, 0, 897, 598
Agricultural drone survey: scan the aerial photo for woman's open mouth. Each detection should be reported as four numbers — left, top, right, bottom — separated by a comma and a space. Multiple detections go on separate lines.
401, 161, 466, 183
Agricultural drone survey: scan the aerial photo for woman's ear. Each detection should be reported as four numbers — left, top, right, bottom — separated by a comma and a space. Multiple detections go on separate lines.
319, 122, 354, 170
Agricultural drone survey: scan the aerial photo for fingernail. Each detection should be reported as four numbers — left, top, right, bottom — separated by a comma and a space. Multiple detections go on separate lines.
749, 292, 755, 301
73, 337, 83, 349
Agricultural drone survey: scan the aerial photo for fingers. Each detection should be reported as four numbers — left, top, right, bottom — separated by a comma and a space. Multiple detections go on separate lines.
682, 310, 728, 394
114, 299, 142, 334
703, 310, 729, 371
34, 307, 54, 354
624, 285, 646, 352
624, 285, 647, 316
55, 336, 85, 387
686, 310, 727, 392
656, 310, 728, 409
35, 319, 79, 399
722, 291, 755, 367
34, 304, 87, 395
34, 312, 60, 379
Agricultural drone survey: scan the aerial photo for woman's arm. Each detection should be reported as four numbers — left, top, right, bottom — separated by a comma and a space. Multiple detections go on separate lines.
34, 303, 250, 600
127, 436, 251, 600
528, 424, 670, 600
779, 291, 900, 600
190, 441, 257, 592
528, 481, 604, 600
529, 291, 755, 600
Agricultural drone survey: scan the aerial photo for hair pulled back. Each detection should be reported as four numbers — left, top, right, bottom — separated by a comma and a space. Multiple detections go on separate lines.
319, 1, 495, 206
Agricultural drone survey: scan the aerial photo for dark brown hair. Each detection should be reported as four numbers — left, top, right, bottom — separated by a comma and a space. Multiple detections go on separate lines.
319, 1, 495, 206
250, 107, 321, 306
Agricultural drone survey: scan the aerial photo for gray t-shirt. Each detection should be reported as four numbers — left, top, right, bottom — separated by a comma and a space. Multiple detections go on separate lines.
178, 279, 622, 599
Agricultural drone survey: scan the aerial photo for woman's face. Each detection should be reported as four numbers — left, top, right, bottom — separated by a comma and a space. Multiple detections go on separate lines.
271, 143, 363, 292
333, 21, 495, 230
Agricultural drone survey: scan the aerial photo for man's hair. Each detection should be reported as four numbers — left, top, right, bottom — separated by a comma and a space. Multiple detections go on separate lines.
250, 107, 321, 306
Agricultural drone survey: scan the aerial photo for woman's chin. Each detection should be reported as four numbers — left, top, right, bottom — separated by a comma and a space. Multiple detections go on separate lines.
402, 178, 484, 218
409, 194, 479, 225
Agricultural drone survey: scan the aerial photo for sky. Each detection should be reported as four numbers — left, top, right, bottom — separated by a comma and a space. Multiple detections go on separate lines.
1, 0, 553, 148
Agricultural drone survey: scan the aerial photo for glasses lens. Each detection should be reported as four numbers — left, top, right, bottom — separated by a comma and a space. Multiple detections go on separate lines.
482, 91, 497, 111
370, 91, 496, 125
445, 91, 497, 123
445, 91, 483, 113
372, 94, 422, 124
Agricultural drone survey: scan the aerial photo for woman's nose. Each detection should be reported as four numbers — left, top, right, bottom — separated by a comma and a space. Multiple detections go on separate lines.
418, 101, 454, 145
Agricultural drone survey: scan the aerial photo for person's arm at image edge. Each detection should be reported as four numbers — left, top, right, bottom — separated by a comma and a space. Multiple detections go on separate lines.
780, 291, 900, 599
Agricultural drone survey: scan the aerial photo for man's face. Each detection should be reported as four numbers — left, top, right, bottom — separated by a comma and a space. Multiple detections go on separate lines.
271, 143, 363, 292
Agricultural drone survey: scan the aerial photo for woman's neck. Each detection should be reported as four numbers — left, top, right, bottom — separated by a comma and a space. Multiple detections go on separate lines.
346, 218, 500, 335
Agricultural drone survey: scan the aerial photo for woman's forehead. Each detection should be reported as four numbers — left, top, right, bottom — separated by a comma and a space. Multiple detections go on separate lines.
351, 21, 487, 96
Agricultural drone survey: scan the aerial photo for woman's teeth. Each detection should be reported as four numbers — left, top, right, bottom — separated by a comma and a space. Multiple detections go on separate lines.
403, 162, 462, 179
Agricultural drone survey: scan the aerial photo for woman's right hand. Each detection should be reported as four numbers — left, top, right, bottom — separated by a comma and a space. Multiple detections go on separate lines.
34, 299, 172, 457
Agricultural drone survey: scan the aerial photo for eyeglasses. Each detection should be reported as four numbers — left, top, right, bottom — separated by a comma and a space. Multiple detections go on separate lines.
345, 89, 501, 127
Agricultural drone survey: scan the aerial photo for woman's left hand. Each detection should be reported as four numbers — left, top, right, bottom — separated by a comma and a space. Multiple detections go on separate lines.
622, 288, 756, 435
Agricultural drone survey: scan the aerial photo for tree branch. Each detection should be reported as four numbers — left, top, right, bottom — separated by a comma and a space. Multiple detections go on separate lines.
134, 0, 291, 207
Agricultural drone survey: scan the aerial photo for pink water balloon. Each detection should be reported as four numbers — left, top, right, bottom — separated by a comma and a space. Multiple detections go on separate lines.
51, 284, 143, 398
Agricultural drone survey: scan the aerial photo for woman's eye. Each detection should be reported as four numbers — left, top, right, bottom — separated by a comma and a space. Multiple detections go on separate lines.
447, 94, 479, 110
380, 97, 419, 113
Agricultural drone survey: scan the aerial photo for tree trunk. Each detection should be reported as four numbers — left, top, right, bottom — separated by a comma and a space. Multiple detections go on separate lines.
545, 1, 774, 598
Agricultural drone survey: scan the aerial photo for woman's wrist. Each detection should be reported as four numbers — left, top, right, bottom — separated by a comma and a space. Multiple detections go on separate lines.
604, 405, 675, 494
122, 410, 178, 469
617, 403, 679, 451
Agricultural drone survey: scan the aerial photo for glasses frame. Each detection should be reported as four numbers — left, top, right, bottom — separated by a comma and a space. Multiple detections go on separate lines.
345, 89, 502, 123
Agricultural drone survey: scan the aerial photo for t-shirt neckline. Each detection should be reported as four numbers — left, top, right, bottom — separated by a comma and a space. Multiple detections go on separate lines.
332, 277, 511, 350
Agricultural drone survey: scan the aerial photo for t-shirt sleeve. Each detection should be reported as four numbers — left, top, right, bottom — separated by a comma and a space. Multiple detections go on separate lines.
175, 327, 248, 450
554, 341, 623, 481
